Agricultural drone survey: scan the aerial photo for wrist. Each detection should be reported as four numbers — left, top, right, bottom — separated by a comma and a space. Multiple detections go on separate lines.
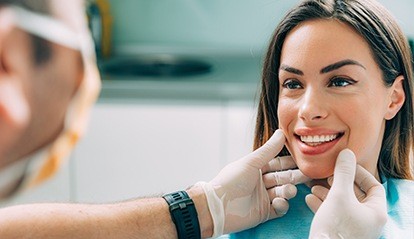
187, 185, 213, 238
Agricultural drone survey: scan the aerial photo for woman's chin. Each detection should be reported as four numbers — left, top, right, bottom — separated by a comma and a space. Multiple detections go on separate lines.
299, 164, 334, 179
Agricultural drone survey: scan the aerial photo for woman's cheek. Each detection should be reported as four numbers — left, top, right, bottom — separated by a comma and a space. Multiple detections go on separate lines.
277, 99, 293, 132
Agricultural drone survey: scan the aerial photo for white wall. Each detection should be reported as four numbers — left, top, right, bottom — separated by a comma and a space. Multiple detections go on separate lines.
108, 0, 298, 53
108, 0, 414, 53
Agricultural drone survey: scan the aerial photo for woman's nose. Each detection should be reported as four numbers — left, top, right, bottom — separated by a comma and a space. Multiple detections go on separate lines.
298, 88, 328, 122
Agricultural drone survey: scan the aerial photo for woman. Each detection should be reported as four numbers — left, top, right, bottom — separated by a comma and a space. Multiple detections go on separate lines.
225, 0, 414, 238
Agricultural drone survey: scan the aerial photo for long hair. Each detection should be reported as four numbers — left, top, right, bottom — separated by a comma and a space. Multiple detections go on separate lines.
255, 0, 414, 179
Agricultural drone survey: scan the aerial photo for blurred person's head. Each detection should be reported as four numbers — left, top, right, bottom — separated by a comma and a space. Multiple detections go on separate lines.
255, 0, 413, 180
0, 0, 100, 198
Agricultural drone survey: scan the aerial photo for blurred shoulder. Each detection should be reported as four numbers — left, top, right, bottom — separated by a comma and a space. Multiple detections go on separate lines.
382, 178, 414, 239
386, 178, 414, 191
384, 177, 414, 206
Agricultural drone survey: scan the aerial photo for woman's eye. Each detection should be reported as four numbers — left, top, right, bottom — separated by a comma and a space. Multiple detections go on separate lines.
282, 79, 302, 89
328, 77, 356, 87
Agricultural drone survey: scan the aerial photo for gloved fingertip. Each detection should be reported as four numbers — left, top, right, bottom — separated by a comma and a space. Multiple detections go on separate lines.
272, 198, 289, 215
304, 194, 318, 214
284, 184, 297, 199
337, 149, 356, 165
251, 129, 286, 168
304, 194, 312, 205
327, 176, 333, 186
333, 148, 357, 190
266, 129, 285, 149
274, 129, 286, 144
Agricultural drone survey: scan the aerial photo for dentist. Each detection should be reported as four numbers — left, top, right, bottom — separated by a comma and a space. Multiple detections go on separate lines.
0, 0, 387, 238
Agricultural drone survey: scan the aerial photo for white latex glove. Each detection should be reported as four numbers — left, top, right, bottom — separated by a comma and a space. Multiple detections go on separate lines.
262, 154, 310, 209
307, 149, 387, 239
197, 129, 309, 237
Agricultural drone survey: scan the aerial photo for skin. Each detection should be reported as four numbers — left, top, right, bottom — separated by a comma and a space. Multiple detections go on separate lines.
0, 185, 214, 238
277, 19, 405, 180
0, 5, 82, 168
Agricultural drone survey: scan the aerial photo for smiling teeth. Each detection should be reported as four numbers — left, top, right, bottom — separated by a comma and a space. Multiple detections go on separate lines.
300, 134, 338, 143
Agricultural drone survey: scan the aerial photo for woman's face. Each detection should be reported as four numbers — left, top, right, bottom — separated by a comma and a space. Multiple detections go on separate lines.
277, 19, 396, 179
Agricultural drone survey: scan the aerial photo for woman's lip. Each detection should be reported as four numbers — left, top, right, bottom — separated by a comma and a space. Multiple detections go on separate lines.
294, 133, 343, 155
294, 128, 343, 136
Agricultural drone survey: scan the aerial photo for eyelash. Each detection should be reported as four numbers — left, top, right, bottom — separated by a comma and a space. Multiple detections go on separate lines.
281, 77, 357, 89
281, 79, 302, 89
328, 77, 357, 87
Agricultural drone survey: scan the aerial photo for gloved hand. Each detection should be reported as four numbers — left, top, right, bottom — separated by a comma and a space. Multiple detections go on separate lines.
197, 129, 309, 237
307, 149, 387, 239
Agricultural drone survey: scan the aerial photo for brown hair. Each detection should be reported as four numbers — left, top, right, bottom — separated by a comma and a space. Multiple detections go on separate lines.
255, 0, 414, 179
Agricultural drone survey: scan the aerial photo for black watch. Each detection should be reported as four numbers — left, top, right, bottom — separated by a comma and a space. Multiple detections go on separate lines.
163, 191, 201, 239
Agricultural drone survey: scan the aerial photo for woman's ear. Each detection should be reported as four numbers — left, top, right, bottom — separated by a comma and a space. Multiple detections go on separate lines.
384, 75, 405, 120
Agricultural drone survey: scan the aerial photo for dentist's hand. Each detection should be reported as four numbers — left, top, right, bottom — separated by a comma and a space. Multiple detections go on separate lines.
307, 149, 387, 239
262, 154, 310, 217
197, 130, 309, 237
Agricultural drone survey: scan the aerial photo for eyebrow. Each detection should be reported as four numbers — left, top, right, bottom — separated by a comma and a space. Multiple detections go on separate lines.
279, 64, 304, 75
279, 59, 366, 75
320, 59, 366, 73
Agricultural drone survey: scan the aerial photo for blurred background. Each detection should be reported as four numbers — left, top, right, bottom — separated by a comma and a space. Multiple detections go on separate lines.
109, 0, 414, 55
4, 0, 414, 205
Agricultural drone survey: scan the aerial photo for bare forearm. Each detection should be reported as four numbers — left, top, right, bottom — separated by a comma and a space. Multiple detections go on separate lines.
0, 198, 174, 238
0, 186, 213, 238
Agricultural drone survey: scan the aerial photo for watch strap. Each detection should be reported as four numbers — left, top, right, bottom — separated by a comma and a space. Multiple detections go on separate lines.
163, 191, 201, 239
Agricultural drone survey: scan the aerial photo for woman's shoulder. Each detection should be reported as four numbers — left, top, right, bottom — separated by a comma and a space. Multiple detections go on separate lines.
385, 177, 414, 198
386, 177, 414, 191
382, 178, 414, 239
384, 177, 413, 209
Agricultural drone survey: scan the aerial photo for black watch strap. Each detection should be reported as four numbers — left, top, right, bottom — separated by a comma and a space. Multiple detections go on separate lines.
163, 191, 201, 239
